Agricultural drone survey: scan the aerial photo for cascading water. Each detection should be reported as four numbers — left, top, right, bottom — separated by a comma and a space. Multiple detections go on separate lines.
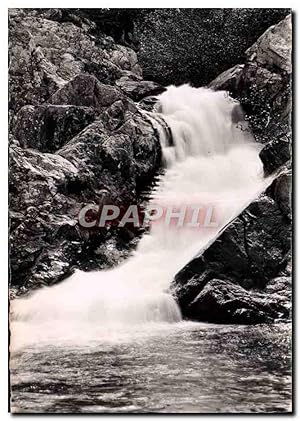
11, 85, 271, 347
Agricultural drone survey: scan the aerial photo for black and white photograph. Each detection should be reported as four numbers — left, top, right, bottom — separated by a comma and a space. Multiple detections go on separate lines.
8, 4, 292, 414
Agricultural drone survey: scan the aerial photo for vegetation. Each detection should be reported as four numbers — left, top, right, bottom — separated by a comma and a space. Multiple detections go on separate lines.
136, 9, 290, 86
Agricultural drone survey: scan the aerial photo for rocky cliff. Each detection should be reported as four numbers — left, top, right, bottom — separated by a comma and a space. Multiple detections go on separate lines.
9, 9, 164, 294
172, 15, 292, 324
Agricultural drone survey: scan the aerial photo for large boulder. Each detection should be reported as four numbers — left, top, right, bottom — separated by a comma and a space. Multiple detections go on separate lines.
172, 180, 292, 323
188, 279, 289, 324
57, 100, 161, 203
115, 77, 165, 101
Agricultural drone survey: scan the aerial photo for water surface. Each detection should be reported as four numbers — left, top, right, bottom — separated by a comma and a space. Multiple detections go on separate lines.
10, 321, 292, 413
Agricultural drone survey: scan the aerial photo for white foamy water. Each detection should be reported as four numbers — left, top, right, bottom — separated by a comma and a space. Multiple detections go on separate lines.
11, 85, 272, 348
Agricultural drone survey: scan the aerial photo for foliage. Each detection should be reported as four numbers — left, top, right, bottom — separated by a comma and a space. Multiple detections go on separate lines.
136, 9, 290, 86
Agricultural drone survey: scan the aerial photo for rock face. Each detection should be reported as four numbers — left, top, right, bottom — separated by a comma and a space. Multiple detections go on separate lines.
209, 14, 292, 149
8, 8, 143, 117
173, 15, 292, 324
9, 9, 163, 292
259, 136, 291, 176
13, 104, 98, 152
49, 74, 125, 109
172, 183, 292, 323
245, 14, 292, 73
271, 171, 292, 219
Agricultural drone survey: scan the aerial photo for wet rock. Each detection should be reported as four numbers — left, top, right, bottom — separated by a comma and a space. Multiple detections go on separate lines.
13, 104, 97, 152
187, 279, 288, 324
57, 103, 161, 200
207, 64, 245, 92
172, 184, 292, 321
8, 142, 129, 290
259, 135, 291, 175
138, 96, 162, 112
9, 144, 81, 288
272, 171, 292, 219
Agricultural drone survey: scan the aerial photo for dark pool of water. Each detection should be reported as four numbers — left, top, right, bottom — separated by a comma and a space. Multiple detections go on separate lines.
10, 322, 292, 413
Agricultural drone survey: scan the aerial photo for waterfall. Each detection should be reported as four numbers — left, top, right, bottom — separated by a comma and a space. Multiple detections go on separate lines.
11, 85, 270, 345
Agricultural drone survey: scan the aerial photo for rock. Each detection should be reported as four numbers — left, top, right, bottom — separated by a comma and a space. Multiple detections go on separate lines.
187, 279, 289, 324
9, 9, 164, 292
49, 74, 124, 110
9, 9, 143, 116
13, 104, 97, 152
245, 14, 292, 74
209, 15, 292, 145
115, 78, 165, 101
42, 8, 96, 31
172, 184, 292, 321
264, 275, 292, 319
272, 171, 292, 218
207, 64, 244, 92
9, 144, 81, 288
9, 96, 162, 289
138, 96, 162, 112
107, 44, 142, 77
264, 276, 291, 297
57, 101, 161, 201
259, 135, 291, 175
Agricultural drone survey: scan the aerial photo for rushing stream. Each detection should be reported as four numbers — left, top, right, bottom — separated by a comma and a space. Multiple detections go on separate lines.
10, 86, 291, 413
